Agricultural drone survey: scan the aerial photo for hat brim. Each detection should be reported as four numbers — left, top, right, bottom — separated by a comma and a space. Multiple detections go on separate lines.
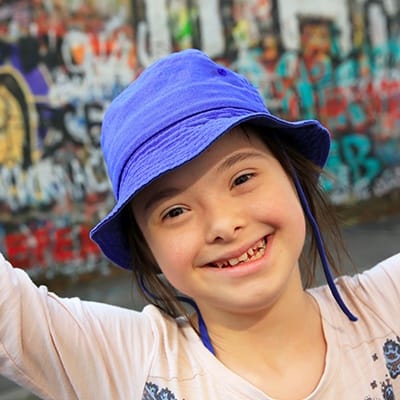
90, 107, 330, 269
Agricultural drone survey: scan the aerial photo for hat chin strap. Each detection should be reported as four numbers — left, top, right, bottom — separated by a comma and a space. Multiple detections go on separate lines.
291, 171, 358, 322
177, 296, 215, 353
138, 276, 216, 354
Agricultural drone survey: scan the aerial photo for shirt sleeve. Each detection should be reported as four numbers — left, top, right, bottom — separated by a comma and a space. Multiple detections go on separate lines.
0, 252, 155, 400
351, 252, 400, 331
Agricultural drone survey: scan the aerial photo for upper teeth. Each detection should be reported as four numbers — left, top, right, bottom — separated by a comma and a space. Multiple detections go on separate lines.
213, 238, 266, 268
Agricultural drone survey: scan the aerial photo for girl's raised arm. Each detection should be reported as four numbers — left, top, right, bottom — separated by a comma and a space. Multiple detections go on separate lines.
0, 253, 155, 399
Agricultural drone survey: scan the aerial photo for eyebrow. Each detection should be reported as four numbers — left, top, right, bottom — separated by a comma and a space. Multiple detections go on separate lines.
143, 187, 183, 213
216, 151, 265, 173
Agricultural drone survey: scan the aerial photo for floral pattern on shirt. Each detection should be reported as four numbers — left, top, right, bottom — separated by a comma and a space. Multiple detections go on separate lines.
142, 382, 179, 400
383, 336, 400, 379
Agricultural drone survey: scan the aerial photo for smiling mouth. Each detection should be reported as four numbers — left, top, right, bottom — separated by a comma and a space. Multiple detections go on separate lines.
210, 238, 267, 268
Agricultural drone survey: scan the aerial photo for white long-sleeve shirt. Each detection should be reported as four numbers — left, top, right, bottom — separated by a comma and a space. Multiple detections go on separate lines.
1, 252, 399, 399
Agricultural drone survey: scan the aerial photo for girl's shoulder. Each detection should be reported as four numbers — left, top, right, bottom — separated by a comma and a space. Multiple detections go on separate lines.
308, 255, 400, 398
340, 252, 400, 308
310, 252, 400, 331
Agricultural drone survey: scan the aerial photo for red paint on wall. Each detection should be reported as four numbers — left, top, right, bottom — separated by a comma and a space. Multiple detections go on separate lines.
5, 223, 101, 270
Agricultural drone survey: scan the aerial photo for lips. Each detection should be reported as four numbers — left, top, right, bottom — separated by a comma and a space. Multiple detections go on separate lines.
210, 238, 267, 268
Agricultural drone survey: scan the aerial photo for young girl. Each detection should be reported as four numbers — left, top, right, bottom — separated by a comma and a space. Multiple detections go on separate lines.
1, 49, 399, 400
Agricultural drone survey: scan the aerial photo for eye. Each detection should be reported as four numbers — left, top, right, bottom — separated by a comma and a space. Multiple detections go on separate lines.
233, 173, 254, 187
162, 206, 186, 220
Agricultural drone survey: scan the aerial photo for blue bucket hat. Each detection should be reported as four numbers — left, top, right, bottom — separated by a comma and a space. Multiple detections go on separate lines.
90, 49, 331, 270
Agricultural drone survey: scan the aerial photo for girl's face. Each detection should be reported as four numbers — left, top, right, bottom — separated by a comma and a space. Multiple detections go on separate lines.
132, 127, 306, 322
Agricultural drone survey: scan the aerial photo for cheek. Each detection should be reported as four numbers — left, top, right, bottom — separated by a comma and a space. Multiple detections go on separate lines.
281, 184, 307, 255
252, 175, 306, 249
144, 230, 199, 287
150, 240, 187, 268
281, 182, 307, 238
253, 176, 304, 221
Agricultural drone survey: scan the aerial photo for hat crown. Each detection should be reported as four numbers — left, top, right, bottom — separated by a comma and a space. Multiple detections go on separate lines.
100, 49, 267, 199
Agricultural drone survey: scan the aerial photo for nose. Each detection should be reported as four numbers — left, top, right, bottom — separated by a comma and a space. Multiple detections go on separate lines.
204, 197, 245, 244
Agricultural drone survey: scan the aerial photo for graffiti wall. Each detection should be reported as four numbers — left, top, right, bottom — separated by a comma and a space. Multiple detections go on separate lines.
1, 0, 399, 275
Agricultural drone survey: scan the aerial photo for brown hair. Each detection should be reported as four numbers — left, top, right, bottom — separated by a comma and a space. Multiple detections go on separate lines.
121, 125, 350, 320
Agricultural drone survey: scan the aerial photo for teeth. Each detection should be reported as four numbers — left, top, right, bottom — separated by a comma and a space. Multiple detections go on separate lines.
214, 261, 225, 268
255, 239, 266, 250
212, 238, 266, 268
229, 258, 240, 266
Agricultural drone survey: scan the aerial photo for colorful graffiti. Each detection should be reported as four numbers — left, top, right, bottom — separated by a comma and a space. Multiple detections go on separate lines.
0, 0, 399, 275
